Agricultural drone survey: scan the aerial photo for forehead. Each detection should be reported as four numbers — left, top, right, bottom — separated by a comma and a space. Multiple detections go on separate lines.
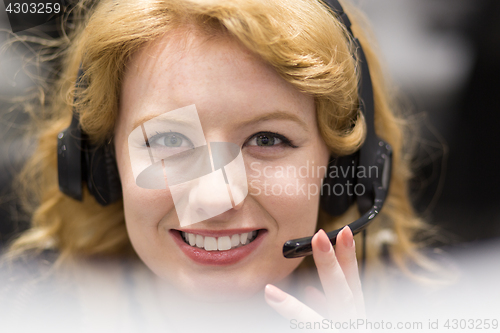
119, 28, 315, 131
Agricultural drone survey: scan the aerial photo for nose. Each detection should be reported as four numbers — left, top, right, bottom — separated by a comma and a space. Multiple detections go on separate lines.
167, 141, 248, 226
188, 170, 234, 223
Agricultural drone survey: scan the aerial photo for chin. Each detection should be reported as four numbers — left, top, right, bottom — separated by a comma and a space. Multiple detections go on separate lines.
167, 271, 266, 302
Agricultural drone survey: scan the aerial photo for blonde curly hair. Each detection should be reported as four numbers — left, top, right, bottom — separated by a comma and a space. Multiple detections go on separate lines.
7, 0, 433, 281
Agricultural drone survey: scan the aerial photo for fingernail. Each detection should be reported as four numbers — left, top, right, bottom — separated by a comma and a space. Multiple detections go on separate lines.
342, 226, 354, 248
265, 284, 287, 303
317, 229, 332, 252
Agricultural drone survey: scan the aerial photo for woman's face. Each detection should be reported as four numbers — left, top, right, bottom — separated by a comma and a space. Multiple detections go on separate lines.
114, 30, 329, 300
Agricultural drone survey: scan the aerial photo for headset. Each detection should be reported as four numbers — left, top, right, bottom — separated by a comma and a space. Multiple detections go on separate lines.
57, 0, 392, 259
57, 67, 122, 206
283, 0, 393, 258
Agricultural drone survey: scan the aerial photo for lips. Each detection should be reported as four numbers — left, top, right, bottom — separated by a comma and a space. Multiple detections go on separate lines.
170, 228, 266, 266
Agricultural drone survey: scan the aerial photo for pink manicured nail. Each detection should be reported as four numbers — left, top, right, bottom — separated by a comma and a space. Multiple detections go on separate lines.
317, 229, 332, 252
342, 226, 354, 248
265, 284, 287, 303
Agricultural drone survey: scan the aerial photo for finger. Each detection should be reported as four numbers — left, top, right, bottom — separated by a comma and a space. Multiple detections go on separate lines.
312, 229, 357, 319
335, 226, 366, 317
304, 285, 328, 318
265, 284, 327, 323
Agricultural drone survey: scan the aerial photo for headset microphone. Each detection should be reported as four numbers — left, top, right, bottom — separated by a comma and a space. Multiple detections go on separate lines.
282, 0, 393, 258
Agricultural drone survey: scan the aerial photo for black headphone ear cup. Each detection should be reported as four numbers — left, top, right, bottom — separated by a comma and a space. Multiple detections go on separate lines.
57, 127, 83, 201
320, 153, 358, 216
83, 142, 122, 206
103, 144, 122, 201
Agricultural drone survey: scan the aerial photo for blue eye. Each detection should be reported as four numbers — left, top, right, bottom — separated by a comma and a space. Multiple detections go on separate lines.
246, 132, 296, 148
149, 131, 193, 149
248, 134, 282, 146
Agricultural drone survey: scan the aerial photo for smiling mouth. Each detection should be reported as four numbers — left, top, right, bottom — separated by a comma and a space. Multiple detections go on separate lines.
178, 230, 261, 251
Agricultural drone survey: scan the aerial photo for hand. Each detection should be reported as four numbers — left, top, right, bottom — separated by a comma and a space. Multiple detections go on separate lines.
265, 227, 366, 326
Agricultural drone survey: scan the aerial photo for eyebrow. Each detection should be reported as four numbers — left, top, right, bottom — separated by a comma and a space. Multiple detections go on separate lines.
237, 110, 310, 132
132, 113, 194, 130
132, 110, 310, 132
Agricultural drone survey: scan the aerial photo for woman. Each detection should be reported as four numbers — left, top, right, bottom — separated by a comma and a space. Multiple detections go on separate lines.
3, 0, 430, 330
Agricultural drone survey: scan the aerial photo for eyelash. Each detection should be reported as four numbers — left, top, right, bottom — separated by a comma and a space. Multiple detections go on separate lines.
244, 131, 298, 148
146, 131, 193, 148
144, 131, 297, 149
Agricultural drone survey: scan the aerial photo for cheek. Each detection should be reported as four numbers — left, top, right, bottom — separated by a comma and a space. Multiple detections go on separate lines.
122, 186, 175, 228
247, 161, 325, 236
114, 135, 178, 262
120, 174, 176, 254
117, 143, 176, 229
246, 139, 329, 242
120, 177, 186, 284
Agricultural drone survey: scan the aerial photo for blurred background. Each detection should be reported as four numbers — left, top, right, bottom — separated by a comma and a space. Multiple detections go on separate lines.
1, 0, 499, 250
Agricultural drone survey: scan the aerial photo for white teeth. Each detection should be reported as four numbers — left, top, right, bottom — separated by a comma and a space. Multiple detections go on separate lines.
218, 236, 231, 251
196, 234, 204, 248
240, 233, 248, 245
204, 237, 217, 251
181, 230, 259, 251
188, 233, 196, 246
230, 234, 240, 247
